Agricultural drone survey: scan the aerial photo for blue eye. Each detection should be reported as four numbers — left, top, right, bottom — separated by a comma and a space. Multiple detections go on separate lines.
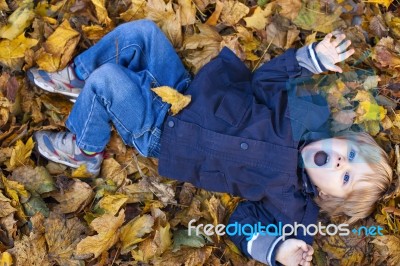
343, 173, 350, 184
349, 149, 356, 161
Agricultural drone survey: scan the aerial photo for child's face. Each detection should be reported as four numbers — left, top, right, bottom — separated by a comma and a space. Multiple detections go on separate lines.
301, 138, 374, 198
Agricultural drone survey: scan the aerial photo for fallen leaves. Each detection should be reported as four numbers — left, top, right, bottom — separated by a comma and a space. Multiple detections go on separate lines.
152, 86, 191, 115
0, 0, 399, 265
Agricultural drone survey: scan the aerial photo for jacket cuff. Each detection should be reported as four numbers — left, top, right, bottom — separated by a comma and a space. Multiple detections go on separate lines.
296, 42, 328, 74
247, 233, 284, 266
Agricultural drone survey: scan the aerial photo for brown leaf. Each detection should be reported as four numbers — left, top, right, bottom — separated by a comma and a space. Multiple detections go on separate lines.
101, 158, 127, 188
372, 235, 400, 265
75, 210, 125, 259
11, 166, 55, 194
205, 0, 223, 26
372, 37, 400, 70
276, 0, 301, 20
0, 213, 17, 246
146, 0, 182, 47
178, 0, 196, 26
0, 191, 16, 218
0, 1, 35, 40
119, 0, 147, 22
152, 246, 212, 266
220, 1, 249, 26
48, 177, 94, 214
244, 4, 275, 30
90, 0, 112, 26
45, 213, 87, 266
182, 23, 222, 73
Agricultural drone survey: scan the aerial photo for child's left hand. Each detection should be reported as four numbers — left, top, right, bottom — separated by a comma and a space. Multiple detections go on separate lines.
315, 33, 355, 73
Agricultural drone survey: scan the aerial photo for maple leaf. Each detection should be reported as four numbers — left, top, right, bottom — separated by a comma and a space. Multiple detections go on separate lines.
48, 177, 94, 214
120, 214, 155, 254
45, 213, 87, 266
244, 4, 275, 30
0, 0, 34, 40
0, 33, 38, 70
36, 20, 80, 72
75, 210, 125, 259
152, 86, 191, 115
0, 190, 16, 218
119, 0, 147, 22
276, 0, 302, 20
5, 137, 34, 171
372, 235, 400, 265
1, 175, 29, 223
101, 158, 127, 188
96, 194, 128, 216
178, 0, 196, 26
220, 1, 249, 26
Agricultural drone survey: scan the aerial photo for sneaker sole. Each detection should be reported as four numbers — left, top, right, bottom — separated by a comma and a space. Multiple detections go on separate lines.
27, 70, 80, 98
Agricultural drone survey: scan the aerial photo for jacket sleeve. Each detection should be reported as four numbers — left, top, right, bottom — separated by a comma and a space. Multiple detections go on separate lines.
227, 200, 283, 266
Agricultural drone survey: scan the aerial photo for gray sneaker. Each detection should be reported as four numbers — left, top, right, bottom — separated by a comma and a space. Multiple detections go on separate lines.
33, 131, 103, 176
27, 64, 84, 99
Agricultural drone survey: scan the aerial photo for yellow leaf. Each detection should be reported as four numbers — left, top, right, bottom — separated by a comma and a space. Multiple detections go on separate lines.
381, 115, 393, 130
393, 112, 400, 129
36, 20, 80, 72
119, 0, 147, 22
75, 210, 125, 259
244, 4, 275, 30
364, 0, 393, 8
71, 164, 93, 178
0, 0, 9, 11
277, 0, 302, 20
0, 1, 34, 40
372, 235, 400, 265
98, 194, 128, 216
0, 190, 17, 217
1, 175, 28, 223
101, 158, 127, 187
152, 86, 191, 115
120, 214, 155, 254
6, 137, 34, 171
82, 24, 108, 41
220, 1, 249, 26
91, 0, 112, 26
355, 101, 386, 123
0, 251, 13, 266
305, 32, 317, 45
0, 33, 38, 70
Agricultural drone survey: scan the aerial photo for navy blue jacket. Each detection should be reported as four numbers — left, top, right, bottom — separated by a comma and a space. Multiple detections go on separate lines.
158, 47, 332, 264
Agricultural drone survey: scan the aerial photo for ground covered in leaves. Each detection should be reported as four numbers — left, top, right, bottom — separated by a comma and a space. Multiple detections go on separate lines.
0, 0, 400, 265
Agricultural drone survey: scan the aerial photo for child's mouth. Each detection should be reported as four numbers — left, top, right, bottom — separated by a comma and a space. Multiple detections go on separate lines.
314, 151, 329, 166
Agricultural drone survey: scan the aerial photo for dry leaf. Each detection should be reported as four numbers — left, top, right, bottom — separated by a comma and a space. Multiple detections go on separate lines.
49, 177, 94, 214
36, 20, 80, 72
0, 1, 34, 40
82, 25, 108, 41
277, 0, 302, 20
11, 166, 55, 194
152, 246, 212, 266
101, 158, 127, 187
152, 86, 191, 115
220, 1, 249, 26
97, 194, 128, 216
71, 164, 93, 178
372, 235, 400, 265
0, 190, 16, 218
5, 137, 34, 171
90, 0, 112, 26
45, 213, 87, 266
75, 210, 125, 259
178, 0, 196, 26
119, 0, 147, 22
0, 33, 38, 70
244, 4, 275, 30
120, 214, 155, 254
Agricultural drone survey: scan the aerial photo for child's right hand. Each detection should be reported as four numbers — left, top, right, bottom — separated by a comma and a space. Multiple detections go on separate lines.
275, 238, 314, 266
315, 33, 355, 73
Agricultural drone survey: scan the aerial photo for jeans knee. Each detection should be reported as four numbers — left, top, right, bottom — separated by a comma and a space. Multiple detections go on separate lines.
117, 19, 159, 36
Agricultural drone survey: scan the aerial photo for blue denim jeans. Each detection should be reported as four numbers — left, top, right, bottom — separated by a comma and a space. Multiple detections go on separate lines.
66, 20, 191, 157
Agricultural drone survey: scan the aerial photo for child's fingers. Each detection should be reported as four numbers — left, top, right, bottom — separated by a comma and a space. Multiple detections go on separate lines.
339, 49, 355, 61
325, 63, 343, 73
331, 34, 346, 47
306, 245, 314, 256
323, 33, 333, 42
336, 40, 352, 53
297, 241, 309, 252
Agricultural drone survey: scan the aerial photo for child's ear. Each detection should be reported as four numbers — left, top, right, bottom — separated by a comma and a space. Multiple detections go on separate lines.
318, 190, 330, 200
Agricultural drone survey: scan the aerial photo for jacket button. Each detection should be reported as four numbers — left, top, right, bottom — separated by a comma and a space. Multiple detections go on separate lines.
168, 121, 175, 128
240, 142, 249, 150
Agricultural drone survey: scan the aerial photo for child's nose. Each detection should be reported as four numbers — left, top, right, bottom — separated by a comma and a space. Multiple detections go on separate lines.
334, 155, 347, 168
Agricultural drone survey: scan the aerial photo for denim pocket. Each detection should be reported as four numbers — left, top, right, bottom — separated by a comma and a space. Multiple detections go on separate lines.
215, 90, 250, 127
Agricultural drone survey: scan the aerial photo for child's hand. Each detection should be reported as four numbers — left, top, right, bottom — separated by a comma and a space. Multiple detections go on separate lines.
275, 239, 314, 266
315, 33, 355, 73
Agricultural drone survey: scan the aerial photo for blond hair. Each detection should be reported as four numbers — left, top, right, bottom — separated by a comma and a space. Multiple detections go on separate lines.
314, 132, 395, 224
